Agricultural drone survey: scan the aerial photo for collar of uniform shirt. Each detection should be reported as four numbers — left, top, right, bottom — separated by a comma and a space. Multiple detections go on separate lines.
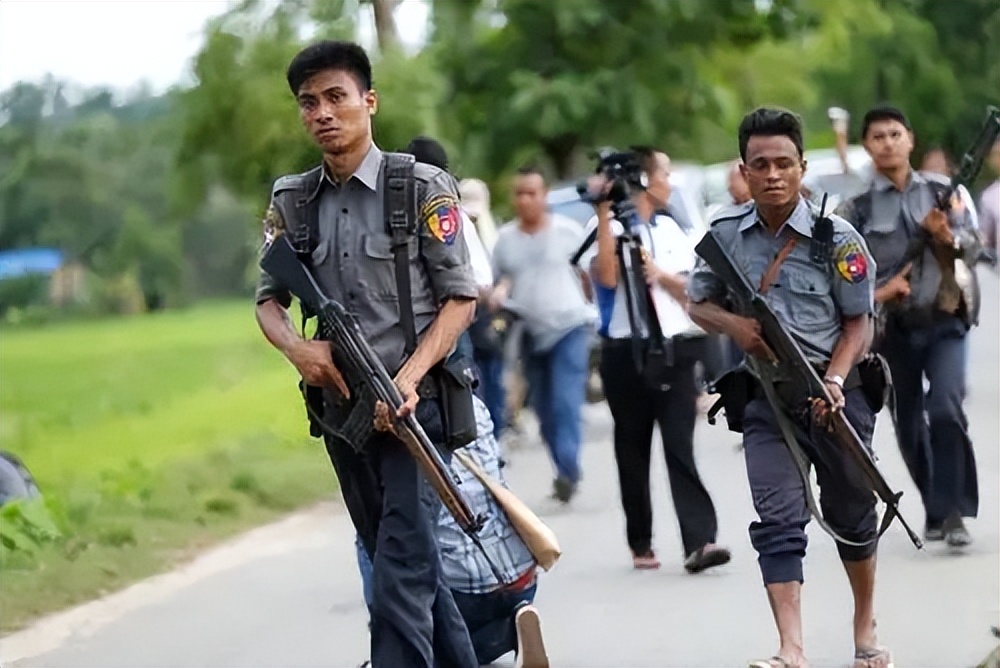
739, 196, 814, 238
871, 167, 928, 193
306, 143, 383, 202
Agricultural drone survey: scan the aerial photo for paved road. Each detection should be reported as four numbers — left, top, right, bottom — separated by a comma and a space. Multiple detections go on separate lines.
5, 271, 998, 668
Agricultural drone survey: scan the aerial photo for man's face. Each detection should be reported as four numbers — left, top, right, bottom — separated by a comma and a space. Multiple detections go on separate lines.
513, 173, 547, 222
643, 152, 672, 208
991, 139, 1000, 175
296, 69, 376, 155
863, 119, 914, 172
740, 135, 806, 209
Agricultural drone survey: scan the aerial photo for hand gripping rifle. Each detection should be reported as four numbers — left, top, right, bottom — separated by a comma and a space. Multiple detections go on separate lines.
897, 107, 1000, 272
695, 231, 923, 549
261, 234, 483, 536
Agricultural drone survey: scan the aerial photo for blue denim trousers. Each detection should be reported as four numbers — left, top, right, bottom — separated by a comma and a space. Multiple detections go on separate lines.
473, 349, 507, 439
524, 325, 591, 484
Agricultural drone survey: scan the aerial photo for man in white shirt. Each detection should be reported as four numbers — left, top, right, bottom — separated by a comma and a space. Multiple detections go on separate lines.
586, 147, 730, 573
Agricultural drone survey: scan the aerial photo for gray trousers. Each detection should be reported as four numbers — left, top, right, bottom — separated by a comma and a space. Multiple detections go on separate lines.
743, 388, 878, 585
880, 315, 979, 522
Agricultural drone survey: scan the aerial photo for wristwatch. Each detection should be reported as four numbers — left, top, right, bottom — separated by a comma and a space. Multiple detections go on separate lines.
823, 374, 844, 389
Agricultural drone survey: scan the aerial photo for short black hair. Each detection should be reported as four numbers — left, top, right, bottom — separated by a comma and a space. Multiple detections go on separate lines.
286, 40, 372, 95
406, 136, 449, 172
629, 145, 659, 176
516, 162, 545, 180
861, 104, 911, 139
737, 107, 804, 162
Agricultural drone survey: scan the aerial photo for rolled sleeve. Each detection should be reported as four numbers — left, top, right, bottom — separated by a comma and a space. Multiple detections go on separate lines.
831, 225, 876, 318
254, 203, 292, 308
418, 170, 478, 304
686, 256, 727, 305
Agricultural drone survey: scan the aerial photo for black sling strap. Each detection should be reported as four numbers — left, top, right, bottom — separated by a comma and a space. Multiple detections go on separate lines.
383, 153, 419, 356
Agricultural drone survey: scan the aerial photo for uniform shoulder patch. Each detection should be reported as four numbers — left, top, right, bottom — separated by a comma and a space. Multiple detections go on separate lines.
421, 194, 462, 245
262, 205, 285, 245
835, 238, 868, 283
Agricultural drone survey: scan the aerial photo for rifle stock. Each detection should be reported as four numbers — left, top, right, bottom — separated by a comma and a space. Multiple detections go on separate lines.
453, 451, 562, 571
261, 235, 481, 534
695, 231, 923, 549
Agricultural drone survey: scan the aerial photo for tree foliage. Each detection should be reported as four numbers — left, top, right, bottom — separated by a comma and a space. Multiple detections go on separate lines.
0, 0, 996, 317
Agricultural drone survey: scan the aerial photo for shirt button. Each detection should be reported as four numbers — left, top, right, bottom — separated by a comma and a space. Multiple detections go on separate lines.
342, 208, 349, 214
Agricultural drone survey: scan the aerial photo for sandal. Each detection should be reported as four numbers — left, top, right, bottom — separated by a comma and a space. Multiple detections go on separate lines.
631, 551, 661, 570
748, 657, 797, 668
853, 646, 894, 668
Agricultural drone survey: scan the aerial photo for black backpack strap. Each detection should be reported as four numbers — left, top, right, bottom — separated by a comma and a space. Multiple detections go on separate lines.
383, 153, 418, 356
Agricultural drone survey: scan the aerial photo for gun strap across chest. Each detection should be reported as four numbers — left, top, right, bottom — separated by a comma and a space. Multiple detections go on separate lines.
383, 153, 419, 357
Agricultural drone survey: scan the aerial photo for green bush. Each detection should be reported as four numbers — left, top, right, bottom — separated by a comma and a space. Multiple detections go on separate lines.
0, 275, 51, 318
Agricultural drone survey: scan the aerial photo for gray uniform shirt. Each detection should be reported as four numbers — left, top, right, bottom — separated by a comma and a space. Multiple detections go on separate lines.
255, 144, 477, 374
687, 198, 876, 364
836, 170, 980, 307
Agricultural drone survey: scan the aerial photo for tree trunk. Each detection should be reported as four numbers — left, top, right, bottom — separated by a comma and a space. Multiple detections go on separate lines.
371, 0, 401, 53
540, 134, 579, 181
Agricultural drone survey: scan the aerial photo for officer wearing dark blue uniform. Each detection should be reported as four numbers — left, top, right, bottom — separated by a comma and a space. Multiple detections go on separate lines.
838, 105, 980, 549
254, 41, 479, 668
688, 108, 891, 668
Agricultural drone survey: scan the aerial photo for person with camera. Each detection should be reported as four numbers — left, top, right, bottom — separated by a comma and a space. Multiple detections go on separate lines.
688, 108, 889, 668
490, 165, 595, 503
585, 147, 730, 573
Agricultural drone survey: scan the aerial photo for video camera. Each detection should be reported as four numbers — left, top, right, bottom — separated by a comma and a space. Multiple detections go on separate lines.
576, 148, 646, 213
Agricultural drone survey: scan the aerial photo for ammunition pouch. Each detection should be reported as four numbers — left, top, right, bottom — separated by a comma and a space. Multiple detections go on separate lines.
435, 353, 479, 450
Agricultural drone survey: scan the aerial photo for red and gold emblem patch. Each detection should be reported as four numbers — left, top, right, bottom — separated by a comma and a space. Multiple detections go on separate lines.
835, 239, 868, 284
422, 195, 462, 245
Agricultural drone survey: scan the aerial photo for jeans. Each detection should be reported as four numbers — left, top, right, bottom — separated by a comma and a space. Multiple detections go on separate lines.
524, 325, 590, 484
324, 399, 476, 668
474, 349, 506, 439
355, 538, 536, 666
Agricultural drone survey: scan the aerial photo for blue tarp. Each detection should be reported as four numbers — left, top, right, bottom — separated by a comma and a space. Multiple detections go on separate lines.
0, 248, 64, 281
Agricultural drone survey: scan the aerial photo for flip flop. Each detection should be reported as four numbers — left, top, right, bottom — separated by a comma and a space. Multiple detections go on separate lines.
748, 657, 796, 668
853, 646, 894, 668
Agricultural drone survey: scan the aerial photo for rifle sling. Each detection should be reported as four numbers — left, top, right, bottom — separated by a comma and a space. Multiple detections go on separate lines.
758, 237, 798, 294
754, 370, 878, 548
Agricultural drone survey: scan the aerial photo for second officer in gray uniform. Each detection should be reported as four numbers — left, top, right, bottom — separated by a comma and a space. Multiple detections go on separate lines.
838, 104, 980, 549
688, 109, 891, 668
254, 41, 479, 668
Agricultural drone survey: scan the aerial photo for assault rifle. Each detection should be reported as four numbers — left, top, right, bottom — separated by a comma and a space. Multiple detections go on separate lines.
897, 107, 999, 272
695, 231, 923, 549
261, 234, 483, 535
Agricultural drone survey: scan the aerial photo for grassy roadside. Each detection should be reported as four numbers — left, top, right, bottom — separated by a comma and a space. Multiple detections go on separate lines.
0, 301, 336, 633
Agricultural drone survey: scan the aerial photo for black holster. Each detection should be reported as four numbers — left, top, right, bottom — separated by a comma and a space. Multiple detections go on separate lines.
434, 353, 478, 450
857, 352, 892, 413
706, 366, 756, 433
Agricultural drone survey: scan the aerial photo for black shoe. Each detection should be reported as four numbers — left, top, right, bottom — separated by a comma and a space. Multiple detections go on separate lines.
924, 520, 945, 542
551, 476, 576, 503
684, 543, 732, 574
943, 513, 972, 548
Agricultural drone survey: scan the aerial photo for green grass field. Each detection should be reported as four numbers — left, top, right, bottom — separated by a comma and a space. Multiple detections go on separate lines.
0, 301, 336, 632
